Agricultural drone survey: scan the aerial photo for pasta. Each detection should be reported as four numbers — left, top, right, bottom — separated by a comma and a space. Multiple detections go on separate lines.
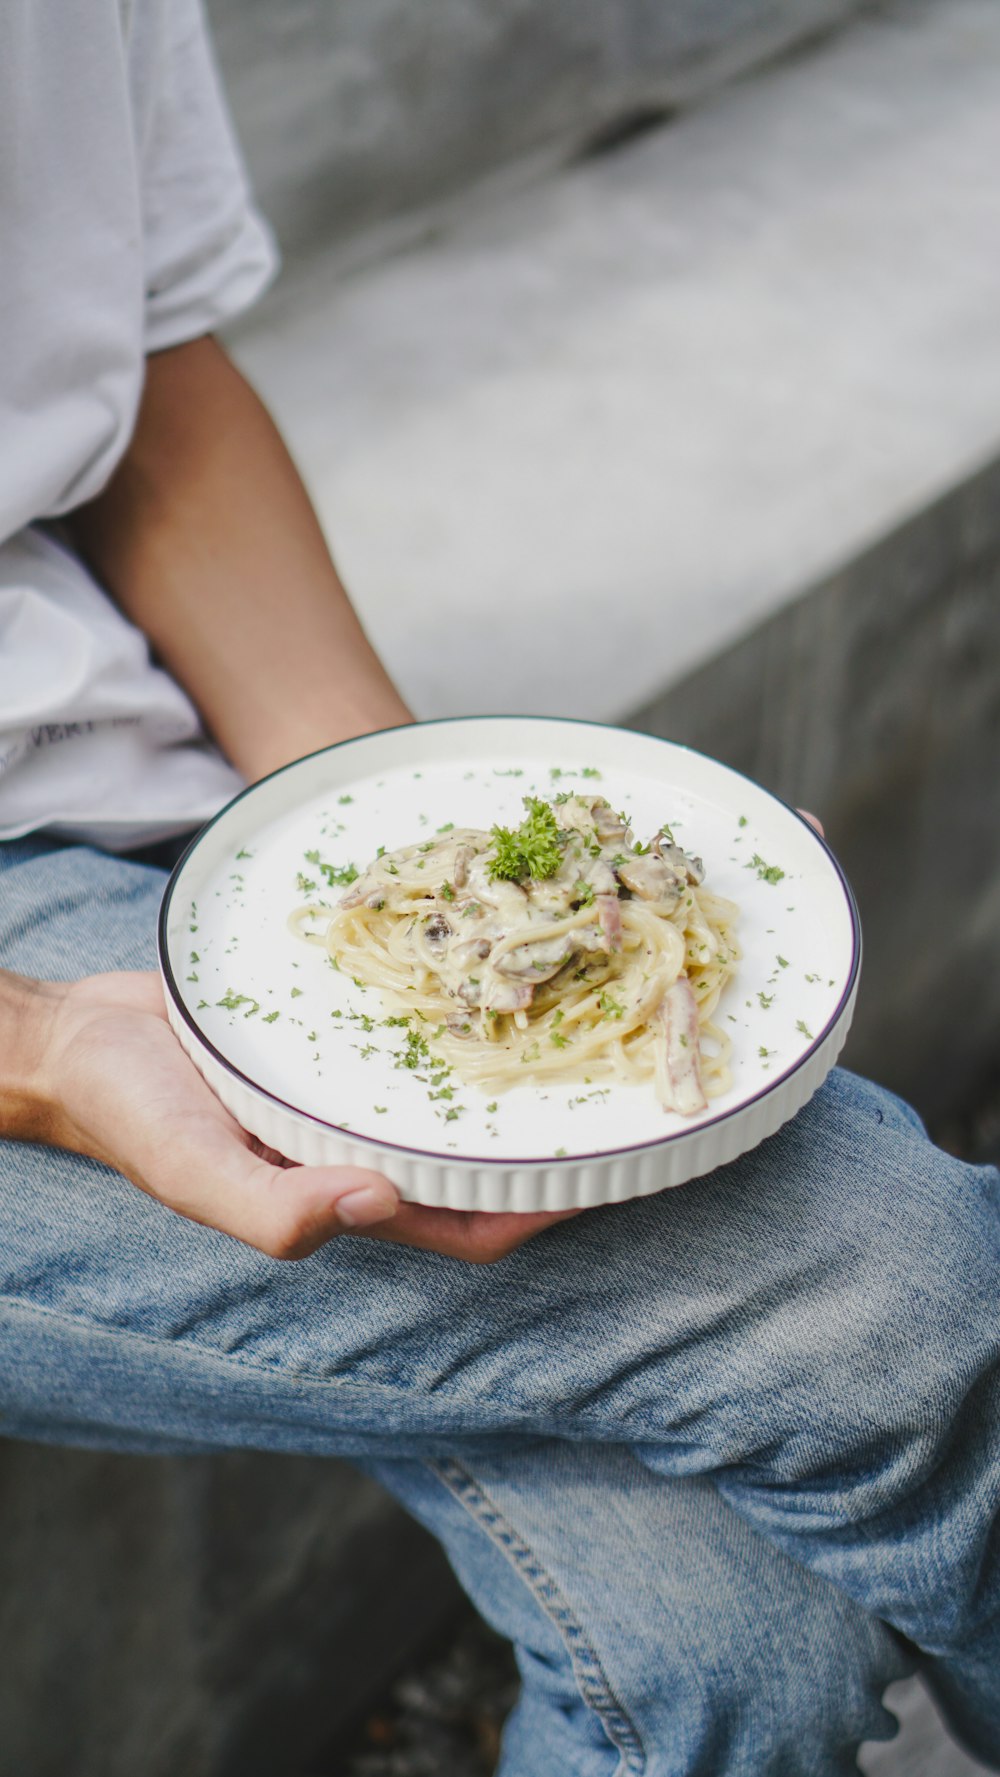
290, 793, 740, 1113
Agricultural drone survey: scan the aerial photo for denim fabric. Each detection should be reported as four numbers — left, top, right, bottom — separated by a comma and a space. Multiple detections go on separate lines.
1, 837, 998, 1776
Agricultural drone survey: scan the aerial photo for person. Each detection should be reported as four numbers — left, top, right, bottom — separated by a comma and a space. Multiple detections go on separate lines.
1, 3, 998, 1772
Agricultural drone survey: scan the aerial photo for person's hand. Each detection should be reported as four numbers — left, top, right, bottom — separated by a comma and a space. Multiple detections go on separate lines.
40, 971, 574, 1263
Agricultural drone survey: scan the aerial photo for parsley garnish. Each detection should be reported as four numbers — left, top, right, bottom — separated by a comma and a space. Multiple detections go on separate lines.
395, 1029, 430, 1071
440, 880, 456, 901
304, 850, 359, 888
747, 854, 785, 886
488, 797, 564, 882
216, 989, 260, 1017
598, 991, 625, 1020
796, 1020, 814, 1039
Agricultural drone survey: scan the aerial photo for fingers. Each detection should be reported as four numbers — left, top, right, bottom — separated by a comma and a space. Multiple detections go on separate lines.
50, 979, 573, 1265
358, 1202, 581, 1263
797, 808, 825, 837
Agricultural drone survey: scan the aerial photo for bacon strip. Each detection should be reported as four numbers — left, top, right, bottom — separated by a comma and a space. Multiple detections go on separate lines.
595, 893, 623, 953
658, 978, 707, 1115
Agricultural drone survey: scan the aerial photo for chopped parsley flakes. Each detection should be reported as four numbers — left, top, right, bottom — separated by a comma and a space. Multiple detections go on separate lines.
304, 849, 359, 887
216, 989, 259, 1017
746, 854, 785, 886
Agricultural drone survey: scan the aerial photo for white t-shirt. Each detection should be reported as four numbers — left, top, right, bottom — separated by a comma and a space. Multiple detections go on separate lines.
0, 0, 278, 849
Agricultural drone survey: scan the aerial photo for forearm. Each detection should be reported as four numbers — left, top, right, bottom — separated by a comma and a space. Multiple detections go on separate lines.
0, 971, 64, 1145
65, 335, 412, 782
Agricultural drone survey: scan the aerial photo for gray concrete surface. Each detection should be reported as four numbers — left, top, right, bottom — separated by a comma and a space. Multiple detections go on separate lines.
860, 1682, 996, 1777
0, 1441, 461, 1777
232, 0, 1000, 733
632, 454, 1000, 1127
208, 0, 873, 262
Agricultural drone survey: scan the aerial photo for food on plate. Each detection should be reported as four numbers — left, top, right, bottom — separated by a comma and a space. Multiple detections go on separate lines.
290, 794, 740, 1113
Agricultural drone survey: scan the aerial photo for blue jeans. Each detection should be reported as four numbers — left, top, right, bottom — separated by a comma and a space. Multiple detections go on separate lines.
1, 836, 998, 1776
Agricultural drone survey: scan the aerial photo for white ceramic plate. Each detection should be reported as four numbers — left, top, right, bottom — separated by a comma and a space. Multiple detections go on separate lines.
158, 718, 860, 1211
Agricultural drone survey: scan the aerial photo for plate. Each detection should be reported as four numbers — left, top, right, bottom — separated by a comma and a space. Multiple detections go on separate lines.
158, 717, 860, 1211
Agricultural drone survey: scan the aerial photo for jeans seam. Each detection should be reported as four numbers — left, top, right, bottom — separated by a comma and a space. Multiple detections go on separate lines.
427, 1453, 647, 1777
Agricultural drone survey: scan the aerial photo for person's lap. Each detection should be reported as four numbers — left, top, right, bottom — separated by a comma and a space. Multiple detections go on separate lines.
1, 838, 998, 1774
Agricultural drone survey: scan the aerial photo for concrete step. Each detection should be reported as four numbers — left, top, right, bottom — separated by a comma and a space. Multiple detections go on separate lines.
233, 0, 1000, 731
211, 0, 873, 264
860, 1680, 996, 1777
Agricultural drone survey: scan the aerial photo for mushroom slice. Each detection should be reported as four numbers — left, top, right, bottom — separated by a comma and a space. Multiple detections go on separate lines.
652, 835, 704, 886
493, 933, 574, 982
482, 977, 536, 1015
615, 855, 684, 904
452, 845, 474, 890
587, 860, 619, 898
417, 912, 453, 965
590, 798, 630, 843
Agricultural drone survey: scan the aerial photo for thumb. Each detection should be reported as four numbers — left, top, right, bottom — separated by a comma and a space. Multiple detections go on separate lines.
201, 1147, 399, 1259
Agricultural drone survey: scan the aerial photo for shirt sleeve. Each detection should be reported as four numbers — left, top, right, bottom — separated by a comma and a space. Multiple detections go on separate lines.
139, 0, 279, 353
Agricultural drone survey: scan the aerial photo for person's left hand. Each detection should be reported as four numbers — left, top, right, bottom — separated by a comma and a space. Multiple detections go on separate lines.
43, 969, 576, 1264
